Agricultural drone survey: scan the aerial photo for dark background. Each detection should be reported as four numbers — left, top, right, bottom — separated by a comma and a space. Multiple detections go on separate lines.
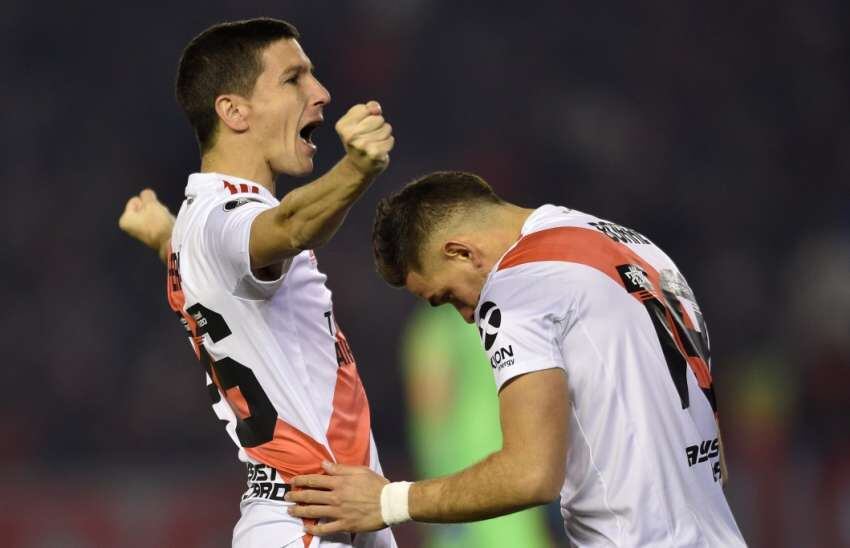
2, 1, 848, 546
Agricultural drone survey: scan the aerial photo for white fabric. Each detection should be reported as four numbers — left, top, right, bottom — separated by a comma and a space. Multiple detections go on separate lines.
172, 172, 395, 548
475, 205, 746, 547
234, 500, 396, 547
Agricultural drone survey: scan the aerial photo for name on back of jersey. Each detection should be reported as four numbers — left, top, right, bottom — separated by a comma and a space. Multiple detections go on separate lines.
588, 220, 651, 245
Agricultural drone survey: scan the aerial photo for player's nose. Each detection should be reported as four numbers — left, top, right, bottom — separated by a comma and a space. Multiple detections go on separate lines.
310, 76, 331, 107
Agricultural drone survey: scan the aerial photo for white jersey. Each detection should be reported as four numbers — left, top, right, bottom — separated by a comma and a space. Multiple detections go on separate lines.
167, 172, 395, 548
475, 205, 745, 547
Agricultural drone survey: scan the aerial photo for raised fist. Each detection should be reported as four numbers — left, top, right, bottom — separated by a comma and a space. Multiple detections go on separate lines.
118, 188, 175, 260
335, 100, 395, 177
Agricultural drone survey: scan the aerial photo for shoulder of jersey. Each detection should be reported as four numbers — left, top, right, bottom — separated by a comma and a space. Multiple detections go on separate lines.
190, 179, 271, 210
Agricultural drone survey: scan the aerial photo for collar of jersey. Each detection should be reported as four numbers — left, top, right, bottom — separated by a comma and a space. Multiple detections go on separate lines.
185, 172, 276, 202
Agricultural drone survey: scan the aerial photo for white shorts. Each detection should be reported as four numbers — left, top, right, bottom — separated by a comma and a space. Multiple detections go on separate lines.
233, 499, 397, 548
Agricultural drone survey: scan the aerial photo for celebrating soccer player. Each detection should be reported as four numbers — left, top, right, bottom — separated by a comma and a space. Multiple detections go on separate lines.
118, 18, 396, 548
286, 172, 747, 546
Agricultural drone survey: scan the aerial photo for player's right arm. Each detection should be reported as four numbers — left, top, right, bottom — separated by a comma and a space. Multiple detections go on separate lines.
248, 101, 394, 270
118, 102, 393, 269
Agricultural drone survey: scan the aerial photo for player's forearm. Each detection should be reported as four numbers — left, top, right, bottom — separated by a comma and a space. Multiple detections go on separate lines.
408, 447, 561, 523
158, 238, 172, 264
273, 156, 374, 251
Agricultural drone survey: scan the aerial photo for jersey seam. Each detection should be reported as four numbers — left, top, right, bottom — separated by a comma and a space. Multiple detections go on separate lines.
574, 317, 625, 544
577, 315, 678, 546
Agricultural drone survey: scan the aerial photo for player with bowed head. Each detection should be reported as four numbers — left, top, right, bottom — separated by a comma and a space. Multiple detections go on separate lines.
286, 172, 747, 547
119, 18, 397, 548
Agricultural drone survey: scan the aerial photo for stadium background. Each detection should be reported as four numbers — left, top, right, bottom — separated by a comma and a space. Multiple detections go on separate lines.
2, 1, 848, 546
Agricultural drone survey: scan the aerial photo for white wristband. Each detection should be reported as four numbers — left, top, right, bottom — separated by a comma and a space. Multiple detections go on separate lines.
380, 481, 412, 526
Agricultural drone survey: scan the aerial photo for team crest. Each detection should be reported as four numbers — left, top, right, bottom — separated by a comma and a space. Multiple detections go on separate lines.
616, 264, 654, 293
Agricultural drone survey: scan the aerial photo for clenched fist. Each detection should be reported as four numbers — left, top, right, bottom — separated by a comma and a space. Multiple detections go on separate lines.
118, 188, 175, 262
335, 100, 395, 178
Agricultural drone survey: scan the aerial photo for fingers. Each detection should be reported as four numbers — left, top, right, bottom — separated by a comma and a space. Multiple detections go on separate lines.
321, 461, 370, 476
337, 110, 388, 141
291, 474, 337, 489
347, 124, 392, 153
366, 136, 394, 159
339, 101, 382, 127
304, 520, 346, 537
335, 100, 394, 177
285, 488, 336, 505
366, 100, 381, 115
288, 504, 340, 520
356, 122, 392, 142
347, 115, 387, 138
118, 196, 142, 232
117, 189, 175, 254
124, 196, 142, 213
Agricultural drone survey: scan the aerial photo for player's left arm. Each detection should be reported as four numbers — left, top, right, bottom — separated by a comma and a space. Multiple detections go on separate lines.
118, 188, 175, 263
286, 367, 568, 534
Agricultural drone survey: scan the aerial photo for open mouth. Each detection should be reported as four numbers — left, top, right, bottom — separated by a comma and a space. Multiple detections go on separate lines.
299, 120, 322, 145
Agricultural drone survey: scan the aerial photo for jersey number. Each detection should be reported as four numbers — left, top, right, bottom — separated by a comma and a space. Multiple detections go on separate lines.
616, 266, 716, 411
186, 303, 277, 447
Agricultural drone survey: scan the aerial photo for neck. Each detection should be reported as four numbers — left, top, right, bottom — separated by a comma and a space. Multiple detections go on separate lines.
490, 203, 535, 255
200, 141, 276, 194
468, 203, 535, 271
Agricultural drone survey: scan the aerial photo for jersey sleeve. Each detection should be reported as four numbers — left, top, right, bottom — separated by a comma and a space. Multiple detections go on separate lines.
202, 197, 291, 300
476, 266, 570, 391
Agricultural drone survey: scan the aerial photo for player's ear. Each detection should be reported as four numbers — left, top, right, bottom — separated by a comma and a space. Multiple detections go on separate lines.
214, 94, 250, 133
443, 241, 478, 265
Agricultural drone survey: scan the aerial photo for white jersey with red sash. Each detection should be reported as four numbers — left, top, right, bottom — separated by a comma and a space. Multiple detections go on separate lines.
476, 205, 745, 547
167, 172, 395, 548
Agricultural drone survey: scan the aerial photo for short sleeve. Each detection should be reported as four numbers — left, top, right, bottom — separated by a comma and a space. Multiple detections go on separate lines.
203, 198, 291, 300
476, 267, 570, 391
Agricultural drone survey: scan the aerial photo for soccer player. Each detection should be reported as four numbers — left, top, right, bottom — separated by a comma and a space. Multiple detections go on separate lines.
118, 18, 396, 548
286, 172, 747, 546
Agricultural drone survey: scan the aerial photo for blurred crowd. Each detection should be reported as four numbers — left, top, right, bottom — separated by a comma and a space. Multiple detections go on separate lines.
1, 1, 848, 546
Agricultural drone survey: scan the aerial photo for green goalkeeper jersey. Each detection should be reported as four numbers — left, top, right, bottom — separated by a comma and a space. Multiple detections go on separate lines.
402, 304, 551, 548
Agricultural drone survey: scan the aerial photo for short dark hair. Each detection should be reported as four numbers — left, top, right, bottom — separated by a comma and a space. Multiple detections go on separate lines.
372, 171, 504, 287
175, 18, 300, 153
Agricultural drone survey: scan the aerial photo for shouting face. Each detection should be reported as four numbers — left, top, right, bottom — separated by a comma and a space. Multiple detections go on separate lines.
247, 38, 331, 176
